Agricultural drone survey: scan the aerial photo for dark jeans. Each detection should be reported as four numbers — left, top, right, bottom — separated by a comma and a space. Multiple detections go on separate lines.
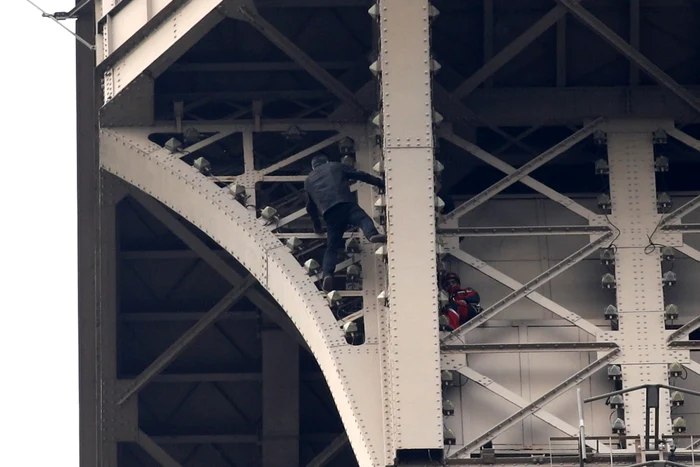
322, 202, 379, 277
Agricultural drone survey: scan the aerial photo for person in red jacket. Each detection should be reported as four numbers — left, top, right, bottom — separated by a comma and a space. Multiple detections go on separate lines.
440, 272, 482, 328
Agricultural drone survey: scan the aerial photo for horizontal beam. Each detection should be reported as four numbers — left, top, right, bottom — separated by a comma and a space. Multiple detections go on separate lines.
460, 86, 700, 126
120, 311, 257, 321
121, 372, 326, 382
167, 61, 356, 72
441, 342, 617, 354
151, 433, 340, 444
159, 90, 335, 102
438, 225, 610, 237
120, 249, 228, 259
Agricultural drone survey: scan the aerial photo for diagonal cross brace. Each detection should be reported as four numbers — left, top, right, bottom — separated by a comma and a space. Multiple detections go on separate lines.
306, 433, 349, 467
128, 188, 311, 352
236, 6, 367, 116
446, 249, 600, 336
659, 129, 700, 226
442, 118, 605, 223
440, 130, 599, 222
444, 233, 611, 344
137, 430, 183, 467
451, 1, 583, 100
450, 348, 621, 458
456, 366, 607, 454
559, 0, 700, 116
118, 276, 257, 404
260, 133, 346, 175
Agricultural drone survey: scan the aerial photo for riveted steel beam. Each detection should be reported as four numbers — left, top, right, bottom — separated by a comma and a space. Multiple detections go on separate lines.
443, 118, 605, 223
559, 0, 700, 116
136, 430, 182, 467
668, 315, 700, 343
127, 187, 310, 351
117, 276, 257, 404
451, 2, 582, 100
306, 434, 349, 467
440, 130, 600, 222
447, 249, 600, 336
439, 226, 611, 237
450, 348, 621, 458
235, 6, 367, 117
442, 342, 617, 354
378, 0, 443, 455
455, 367, 608, 454
444, 233, 611, 343
100, 128, 383, 467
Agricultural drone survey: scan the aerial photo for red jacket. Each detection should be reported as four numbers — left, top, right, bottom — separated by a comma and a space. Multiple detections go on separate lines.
450, 288, 481, 324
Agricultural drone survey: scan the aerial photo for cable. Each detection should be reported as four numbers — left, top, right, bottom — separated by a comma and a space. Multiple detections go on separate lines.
22, 0, 96, 50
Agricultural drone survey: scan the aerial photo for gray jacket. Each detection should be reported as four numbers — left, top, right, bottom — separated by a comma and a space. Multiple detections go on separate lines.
305, 161, 385, 227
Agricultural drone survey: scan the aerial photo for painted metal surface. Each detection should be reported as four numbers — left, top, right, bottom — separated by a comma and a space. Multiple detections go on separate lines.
98, 128, 385, 467
378, 0, 444, 453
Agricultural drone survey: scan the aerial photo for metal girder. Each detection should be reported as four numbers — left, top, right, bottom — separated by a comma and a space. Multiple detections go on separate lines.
117, 277, 256, 404
447, 249, 600, 336
379, 0, 443, 453
444, 233, 611, 343
306, 434, 349, 467
259, 134, 346, 176
136, 430, 182, 467
667, 341, 700, 350
438, 226, 610, 237
443, 118, 605, 223
606, 128, 672, 438
663, 224, 700, 233
99, 128, 383, 467
451, 2, 580, 100
440, 131, 599, 222
98, 0, 232, 124
235, 6, 367, 117
455, 367, 607, 454
559, 0, 700, 116
677, 244, 700, 264
126, 187, 310, 351
441, 342, 617, 354
168, 61, 356, 72
450, 348, 621, 458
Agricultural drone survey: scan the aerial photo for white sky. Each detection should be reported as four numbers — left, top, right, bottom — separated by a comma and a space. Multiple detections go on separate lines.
1, 1, 79, 464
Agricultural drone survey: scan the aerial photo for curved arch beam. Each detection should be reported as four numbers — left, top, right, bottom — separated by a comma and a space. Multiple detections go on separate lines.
99, 128, 385, 467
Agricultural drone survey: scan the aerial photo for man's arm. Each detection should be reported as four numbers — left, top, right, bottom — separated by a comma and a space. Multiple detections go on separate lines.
305, 191, 323, 233
342, 165, 385, 190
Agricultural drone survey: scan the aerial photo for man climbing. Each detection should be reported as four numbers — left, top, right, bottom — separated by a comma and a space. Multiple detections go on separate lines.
305, 154, 386, 292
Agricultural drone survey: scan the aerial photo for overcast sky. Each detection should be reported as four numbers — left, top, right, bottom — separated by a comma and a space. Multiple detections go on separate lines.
1, 1, 79, 464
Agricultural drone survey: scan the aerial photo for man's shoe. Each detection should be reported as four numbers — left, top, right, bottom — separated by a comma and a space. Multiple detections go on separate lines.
322, 276, 334, 292
369, 234, 386, 243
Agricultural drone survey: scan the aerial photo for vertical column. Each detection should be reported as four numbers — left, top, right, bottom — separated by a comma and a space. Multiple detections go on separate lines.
242, 131, 257, 208
262, 326, 300, 467
355, 129, 385, 344
98, 176, 122, 467
378, 0, 443, 454
77, 3, 99, 466
606, 123, 671, 440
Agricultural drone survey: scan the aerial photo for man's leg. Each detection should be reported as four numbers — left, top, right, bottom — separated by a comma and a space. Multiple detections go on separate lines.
321, 207, 348, 292
347, 203, 386, 243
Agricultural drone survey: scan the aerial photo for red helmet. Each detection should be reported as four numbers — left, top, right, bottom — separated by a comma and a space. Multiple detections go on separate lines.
442, 272, 461, 293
